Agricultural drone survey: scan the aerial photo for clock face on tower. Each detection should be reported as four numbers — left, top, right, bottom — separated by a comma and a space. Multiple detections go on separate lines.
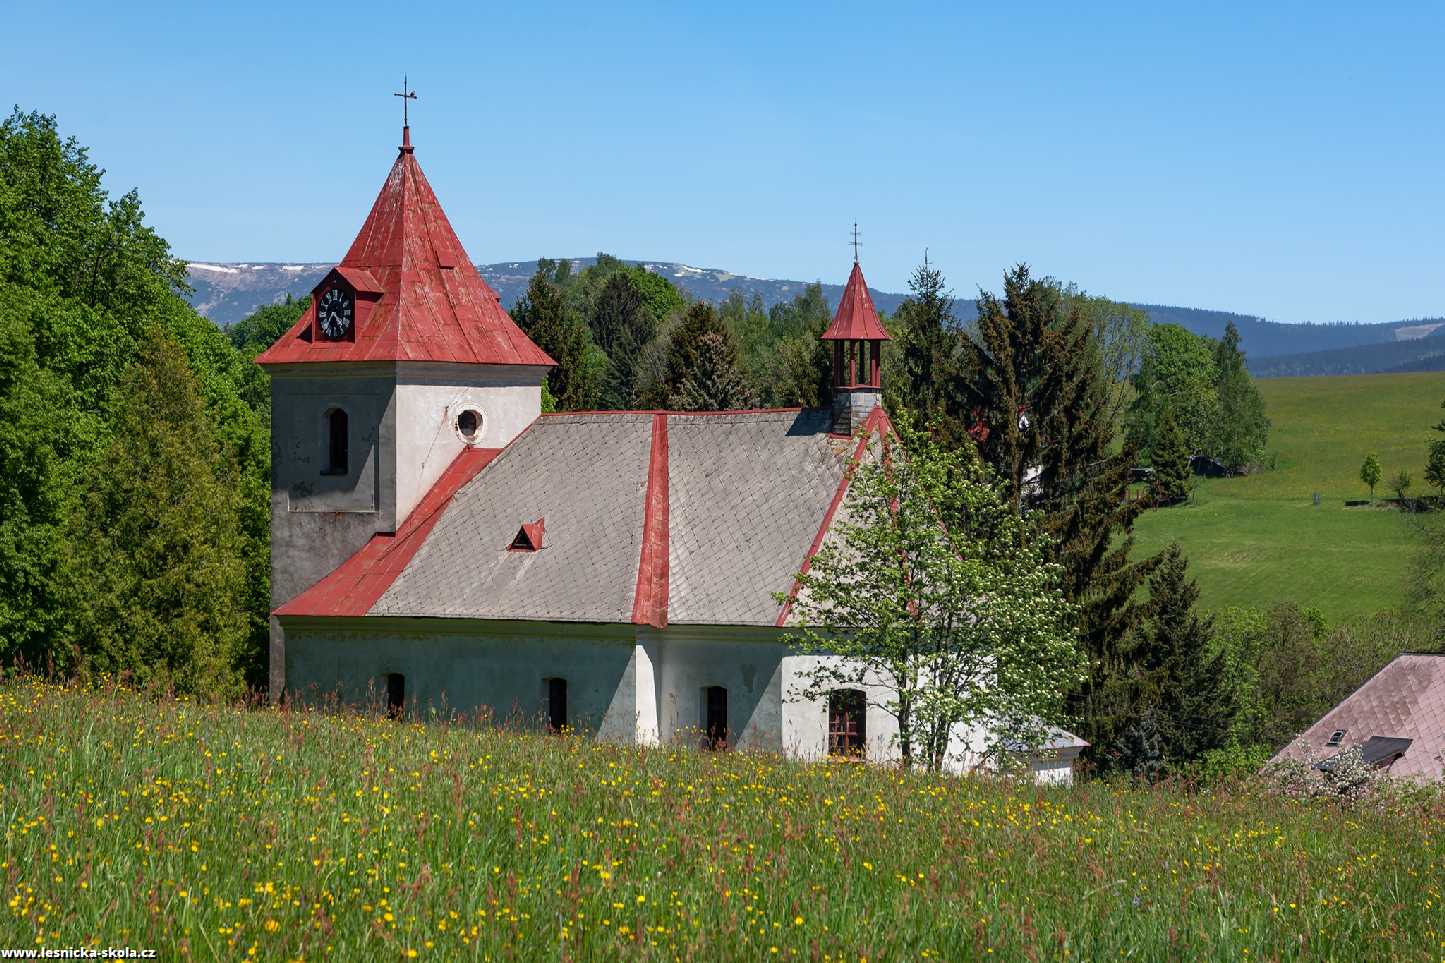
318, 287, 354, 340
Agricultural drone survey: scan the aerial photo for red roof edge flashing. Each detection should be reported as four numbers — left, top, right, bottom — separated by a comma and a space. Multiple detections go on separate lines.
775, 405, 892, 627
274, 445, 503, 618
631, 413, 671, 628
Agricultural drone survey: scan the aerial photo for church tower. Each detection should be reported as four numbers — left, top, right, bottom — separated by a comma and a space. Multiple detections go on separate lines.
256, 122, 554, 696
821, 254, 891, 434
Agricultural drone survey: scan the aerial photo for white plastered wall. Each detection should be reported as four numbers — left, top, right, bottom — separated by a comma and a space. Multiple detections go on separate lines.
393, 362, 548, 521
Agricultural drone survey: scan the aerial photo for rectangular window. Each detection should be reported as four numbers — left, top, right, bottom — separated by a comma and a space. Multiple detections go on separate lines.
828, 689, 866, 759
325, 408, 349, 475
546, 678, 567, 733
385, 673, 405, 720
1326, 729, 1346, 747
703, 686, 728, 750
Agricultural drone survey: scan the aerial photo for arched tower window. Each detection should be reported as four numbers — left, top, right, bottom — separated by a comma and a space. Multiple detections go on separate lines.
324, 408, 349, 475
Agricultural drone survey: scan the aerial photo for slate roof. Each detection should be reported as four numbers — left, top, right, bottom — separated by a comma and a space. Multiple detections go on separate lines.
1273, 653, 1445, 780
256, 129, 554, 368
279, 408, 884, 627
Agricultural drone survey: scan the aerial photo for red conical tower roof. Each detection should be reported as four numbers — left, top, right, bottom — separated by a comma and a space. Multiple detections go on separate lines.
257, 131, 555, 368
820, 261, 891, 342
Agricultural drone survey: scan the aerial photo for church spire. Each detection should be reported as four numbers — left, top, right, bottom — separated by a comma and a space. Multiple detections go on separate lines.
820, 244, 890, 433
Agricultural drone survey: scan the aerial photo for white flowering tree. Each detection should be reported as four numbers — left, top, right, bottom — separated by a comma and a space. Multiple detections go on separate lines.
782, 419, 1083, 772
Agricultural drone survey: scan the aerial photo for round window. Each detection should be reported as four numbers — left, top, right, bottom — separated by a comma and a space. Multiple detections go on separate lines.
456, 408, 483, 444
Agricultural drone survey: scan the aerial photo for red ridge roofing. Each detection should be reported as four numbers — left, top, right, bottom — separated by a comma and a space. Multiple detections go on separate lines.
631, 414, 671, 628
274, 446, 502, 617
775, 405, 892, 626
256, 137, 554, 368
821, 261, 891, 341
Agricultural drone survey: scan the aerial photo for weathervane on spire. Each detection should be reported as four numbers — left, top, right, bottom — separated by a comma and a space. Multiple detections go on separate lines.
850, 222, 861, 263
394, 75, 418, 129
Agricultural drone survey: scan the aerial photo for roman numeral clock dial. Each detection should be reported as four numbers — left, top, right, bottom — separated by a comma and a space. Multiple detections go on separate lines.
318, 287, 354, 339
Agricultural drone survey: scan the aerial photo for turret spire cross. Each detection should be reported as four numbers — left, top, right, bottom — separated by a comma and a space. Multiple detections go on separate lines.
394, 76, 418, 129
850, 222, 861, 263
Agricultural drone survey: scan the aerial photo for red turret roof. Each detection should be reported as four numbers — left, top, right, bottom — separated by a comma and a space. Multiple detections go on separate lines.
256, 130, 554, 368
820, 261, 891, 341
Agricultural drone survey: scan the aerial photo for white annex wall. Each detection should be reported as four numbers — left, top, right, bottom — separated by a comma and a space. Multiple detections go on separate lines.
393, 363, 547, 521
283, 619, 1080, 784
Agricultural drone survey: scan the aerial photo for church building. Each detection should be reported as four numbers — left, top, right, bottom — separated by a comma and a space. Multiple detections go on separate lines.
257, 123, 1086, 782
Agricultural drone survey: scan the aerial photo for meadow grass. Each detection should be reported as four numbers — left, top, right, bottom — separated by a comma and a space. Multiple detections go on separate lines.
1132, 371, 1445, 619
1, 680, 1441, 961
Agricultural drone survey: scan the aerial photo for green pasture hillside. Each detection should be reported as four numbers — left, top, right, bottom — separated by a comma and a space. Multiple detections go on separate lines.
1, 680, 1440, 960
1133, 372, 1445, 621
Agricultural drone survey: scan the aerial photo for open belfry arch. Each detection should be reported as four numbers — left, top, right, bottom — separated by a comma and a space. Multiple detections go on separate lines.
262, 105, 1085, 783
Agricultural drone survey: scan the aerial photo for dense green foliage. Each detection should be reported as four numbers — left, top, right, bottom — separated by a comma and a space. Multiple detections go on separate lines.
1129, 320, 1269, 471
0, 109, 268, 690
1360, 451, 1382, 498
784, 420, 1082, 770
1147, 407, 1192, 506
3, 679, 1442, 960
513, 256, 836, 412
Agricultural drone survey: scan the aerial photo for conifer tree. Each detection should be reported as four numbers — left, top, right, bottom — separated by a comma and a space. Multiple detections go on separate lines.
512, 262, 600, 410
670, 332, 758, 411
1149, 407, 1192, 506
889, 253, 965, 439
1210, 321, 1269, 471
959, 265, 1154, 763
650, 302, 758, 409
1134, 544, 1234, 766
590, 273, 654, 409
58, 329, 249, 696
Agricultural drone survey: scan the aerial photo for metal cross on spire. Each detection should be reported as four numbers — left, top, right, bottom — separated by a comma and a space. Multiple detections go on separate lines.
394, 75, 418, 128
850, 222, 861, 262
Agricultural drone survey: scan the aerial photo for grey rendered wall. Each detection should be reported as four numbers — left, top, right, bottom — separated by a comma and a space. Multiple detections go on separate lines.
269, 370, 398, 696
647, 630, 787, 753
283, 619, 647, 738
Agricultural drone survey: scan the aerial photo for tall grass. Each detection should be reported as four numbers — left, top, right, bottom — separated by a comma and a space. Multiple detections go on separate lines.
1, 679, 1441, 960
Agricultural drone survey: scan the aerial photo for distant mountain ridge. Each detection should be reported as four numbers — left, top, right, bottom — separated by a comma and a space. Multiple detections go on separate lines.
184, 258, 1445, 374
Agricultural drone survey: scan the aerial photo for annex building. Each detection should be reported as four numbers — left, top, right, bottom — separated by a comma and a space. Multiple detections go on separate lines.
257, 123, 1085, 782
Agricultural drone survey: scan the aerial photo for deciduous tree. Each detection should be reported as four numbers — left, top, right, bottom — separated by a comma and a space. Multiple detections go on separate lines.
782, 420, 1083, 771
1360, 452, 1381, 500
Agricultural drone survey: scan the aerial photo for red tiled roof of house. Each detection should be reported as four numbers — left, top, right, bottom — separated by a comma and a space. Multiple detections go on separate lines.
1273, 653, 1445, 781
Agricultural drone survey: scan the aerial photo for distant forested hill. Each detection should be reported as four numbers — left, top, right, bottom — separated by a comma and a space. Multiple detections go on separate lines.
184, 258, 1443, 374
1250, 329, 1445, 377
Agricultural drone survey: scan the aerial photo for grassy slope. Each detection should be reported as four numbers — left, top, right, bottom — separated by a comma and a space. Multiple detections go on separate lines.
1132, 372, 1445, 620
2, 682, 1442, 961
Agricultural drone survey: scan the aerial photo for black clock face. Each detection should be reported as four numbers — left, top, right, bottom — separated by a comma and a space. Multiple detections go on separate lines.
318, 287, 354, 340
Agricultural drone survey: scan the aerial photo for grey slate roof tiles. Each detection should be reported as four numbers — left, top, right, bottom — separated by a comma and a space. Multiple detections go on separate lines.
667, 409, 847, 625
371, 413, 653, 623
370, 409, 856, 627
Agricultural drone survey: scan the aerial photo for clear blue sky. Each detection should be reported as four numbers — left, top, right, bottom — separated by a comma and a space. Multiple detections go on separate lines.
6, 1, 1442, 322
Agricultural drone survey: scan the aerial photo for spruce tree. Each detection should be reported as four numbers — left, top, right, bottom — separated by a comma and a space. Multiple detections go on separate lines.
889, 253, 965, 439
590, 273, 654, 409
1149, 407, 1192, 506
58, 329, 249, 697
512, 262, 600, 411
1139, 544, 1235, 766
959, 265, 1154, 764
670, 332, 758, 411
1210, 321, 1269, 471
